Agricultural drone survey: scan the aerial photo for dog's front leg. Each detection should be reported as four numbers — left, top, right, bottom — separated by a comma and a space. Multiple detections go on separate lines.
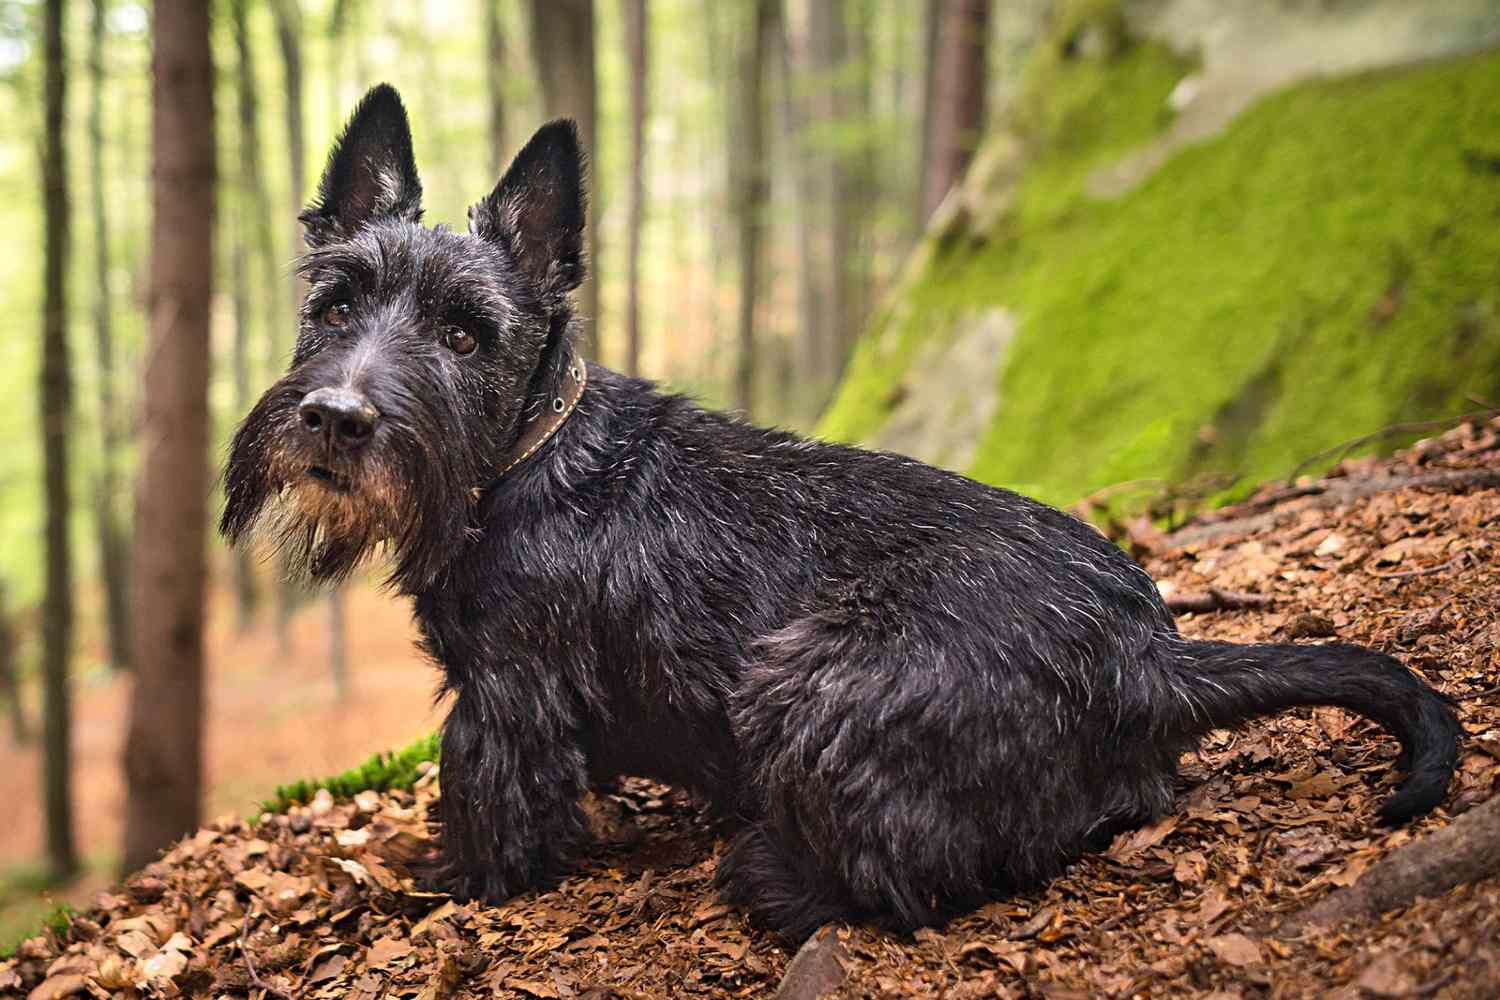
435, 671, 590, 903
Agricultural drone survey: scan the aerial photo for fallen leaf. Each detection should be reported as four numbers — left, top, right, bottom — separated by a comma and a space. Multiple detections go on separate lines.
1205, 933, 1261, 967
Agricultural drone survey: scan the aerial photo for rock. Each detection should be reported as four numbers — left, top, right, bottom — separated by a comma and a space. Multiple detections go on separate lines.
775, 927, 849, 1000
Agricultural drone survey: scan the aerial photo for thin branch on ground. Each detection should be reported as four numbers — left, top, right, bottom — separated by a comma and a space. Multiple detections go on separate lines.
1168, 469, 1500, 549
1284, 409, 1498, 485
1366, 554, 1469, 581
240, 902, 296, 1000
1164, 588, 1274, 615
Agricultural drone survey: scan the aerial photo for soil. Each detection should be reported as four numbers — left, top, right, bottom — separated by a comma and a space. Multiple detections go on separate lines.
4, 419, 1499, 999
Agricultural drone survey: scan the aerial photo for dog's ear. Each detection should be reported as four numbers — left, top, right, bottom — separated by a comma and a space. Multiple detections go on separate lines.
468, 119, 586, 305
300, 84, 423, 246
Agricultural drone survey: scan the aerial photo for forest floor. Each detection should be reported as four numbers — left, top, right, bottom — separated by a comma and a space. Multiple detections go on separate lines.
3, 419, 1499, 999
0, 576, 441, 947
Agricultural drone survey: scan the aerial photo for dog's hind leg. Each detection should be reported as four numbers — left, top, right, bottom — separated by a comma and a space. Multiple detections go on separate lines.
714, 824, 854, 942
725, 607, 1031, 939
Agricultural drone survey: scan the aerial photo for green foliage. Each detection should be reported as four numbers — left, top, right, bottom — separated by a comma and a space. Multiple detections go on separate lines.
822, 43, 1500, 511
0, 900, 73, 960
255, 730, 441, 817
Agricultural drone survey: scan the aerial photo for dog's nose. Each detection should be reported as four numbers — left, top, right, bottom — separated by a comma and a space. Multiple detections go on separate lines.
299, 387, 379, 450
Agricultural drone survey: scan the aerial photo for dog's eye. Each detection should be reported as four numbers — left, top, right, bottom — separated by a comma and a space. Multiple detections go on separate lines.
444, 326, 477, 356
323, 301, 352, 330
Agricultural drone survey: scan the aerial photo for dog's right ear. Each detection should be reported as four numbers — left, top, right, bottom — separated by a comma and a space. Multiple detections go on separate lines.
467, 120, 586, 307
300, 83, 423, 247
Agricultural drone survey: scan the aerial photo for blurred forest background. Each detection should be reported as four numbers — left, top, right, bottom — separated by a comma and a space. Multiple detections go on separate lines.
2, 0, 1500, 946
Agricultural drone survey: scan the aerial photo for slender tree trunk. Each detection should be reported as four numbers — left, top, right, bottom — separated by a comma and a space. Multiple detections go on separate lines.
916, 0, 941, 234
41, 0, 78, 883
0, 587, 25, 745
483, 0, 507, 179
621, 0, 647, 376
324, 0, 356, 698
700, 0, 730, 389
271, 0, 307, 656
123, 0, 214, 873
527, 0, 599, 353
807, 0, 850, 377
230, 0, 262, 631
88, 0, 131, 672
329, 584, 347, 701
841, 0, 876, 360
920, 0, 988, 224
733, 0, 774, 415
779, 9, 819, 418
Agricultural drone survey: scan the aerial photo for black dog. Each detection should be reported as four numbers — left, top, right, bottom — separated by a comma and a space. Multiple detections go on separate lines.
224, 85, 1461, 942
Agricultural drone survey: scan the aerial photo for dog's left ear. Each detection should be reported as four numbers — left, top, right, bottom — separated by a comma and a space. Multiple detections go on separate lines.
468, 119, 586, 307
300, 83, 423, 246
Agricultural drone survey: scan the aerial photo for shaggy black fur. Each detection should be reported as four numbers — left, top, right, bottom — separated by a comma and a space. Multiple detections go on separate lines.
223, 85, 1463, 943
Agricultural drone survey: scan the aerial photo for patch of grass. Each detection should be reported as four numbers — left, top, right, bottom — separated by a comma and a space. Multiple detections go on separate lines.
821, 37, 1500, 511
256, 730, 441, 817
0, 901, 73, 960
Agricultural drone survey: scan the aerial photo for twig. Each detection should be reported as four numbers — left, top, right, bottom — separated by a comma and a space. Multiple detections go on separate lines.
1167, 469, 1500, 549
1164, 588, 1273, 615
1069, 479, 1167, 515
1366, 554, 1467, 580
240, 903, 296, 1000
1284, 408, 1498, 485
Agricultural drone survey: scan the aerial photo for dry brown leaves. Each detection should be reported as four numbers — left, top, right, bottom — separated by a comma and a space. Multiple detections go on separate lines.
5, 419, 1500, 999
2, 769, 787, 999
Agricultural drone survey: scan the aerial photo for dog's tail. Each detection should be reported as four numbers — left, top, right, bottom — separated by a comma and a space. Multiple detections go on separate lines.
1164, 639, 1461, 823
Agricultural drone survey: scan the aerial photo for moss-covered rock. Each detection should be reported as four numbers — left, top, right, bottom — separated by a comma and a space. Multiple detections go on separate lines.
821, 27, 1500, 512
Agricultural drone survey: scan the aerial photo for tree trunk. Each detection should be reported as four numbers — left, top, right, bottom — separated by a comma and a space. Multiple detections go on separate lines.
230, 0, 261, 632
621, 0, 647, 376
41, 0, 78, 883
527, 0, 599, 354
915, 0, 941, 234
920, 0, 988, 224
732, 0, 774, 415
0, 586, 25, 745
484, 0, 507, 179
781, 0, 857, 414
699, 0, 730, 389
329, 584, 347, 702
88, 0, 131, 673
271, 0, 308, 656
123, 0, 214, 873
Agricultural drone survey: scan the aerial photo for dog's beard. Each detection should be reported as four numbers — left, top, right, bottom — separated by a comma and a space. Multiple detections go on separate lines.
250, 447, 406, 583
223, 392, 483, 591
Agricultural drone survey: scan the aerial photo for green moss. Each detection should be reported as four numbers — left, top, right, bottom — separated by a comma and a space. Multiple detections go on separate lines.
255, 731, 441, 817
822, 44, 1500, 511
0, 902, 72, 960
820, 36, 1192, 447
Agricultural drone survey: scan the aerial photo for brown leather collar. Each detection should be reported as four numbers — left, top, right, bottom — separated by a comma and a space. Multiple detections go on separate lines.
495, 354, 587, 478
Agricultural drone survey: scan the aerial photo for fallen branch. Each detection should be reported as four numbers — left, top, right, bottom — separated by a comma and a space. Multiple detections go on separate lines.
1164, 588, 1274, 615
1168, 469, 1500, 549
240, 904, 296, 1000
1282, 794, 1500, 934
1283, 408, 1498, 485
1366, 553, 1469, 581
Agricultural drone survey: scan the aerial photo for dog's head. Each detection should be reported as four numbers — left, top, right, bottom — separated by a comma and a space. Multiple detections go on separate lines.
221, 84, 586, 589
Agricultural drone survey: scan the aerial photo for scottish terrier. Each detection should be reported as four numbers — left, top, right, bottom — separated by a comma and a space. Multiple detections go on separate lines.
223, 85, 1461, 941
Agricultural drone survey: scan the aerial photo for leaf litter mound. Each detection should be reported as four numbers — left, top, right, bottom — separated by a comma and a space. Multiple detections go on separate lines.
5, 419, 1500, 999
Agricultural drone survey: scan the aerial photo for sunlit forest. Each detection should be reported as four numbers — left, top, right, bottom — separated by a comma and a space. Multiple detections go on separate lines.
4, 0, 1500, 995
